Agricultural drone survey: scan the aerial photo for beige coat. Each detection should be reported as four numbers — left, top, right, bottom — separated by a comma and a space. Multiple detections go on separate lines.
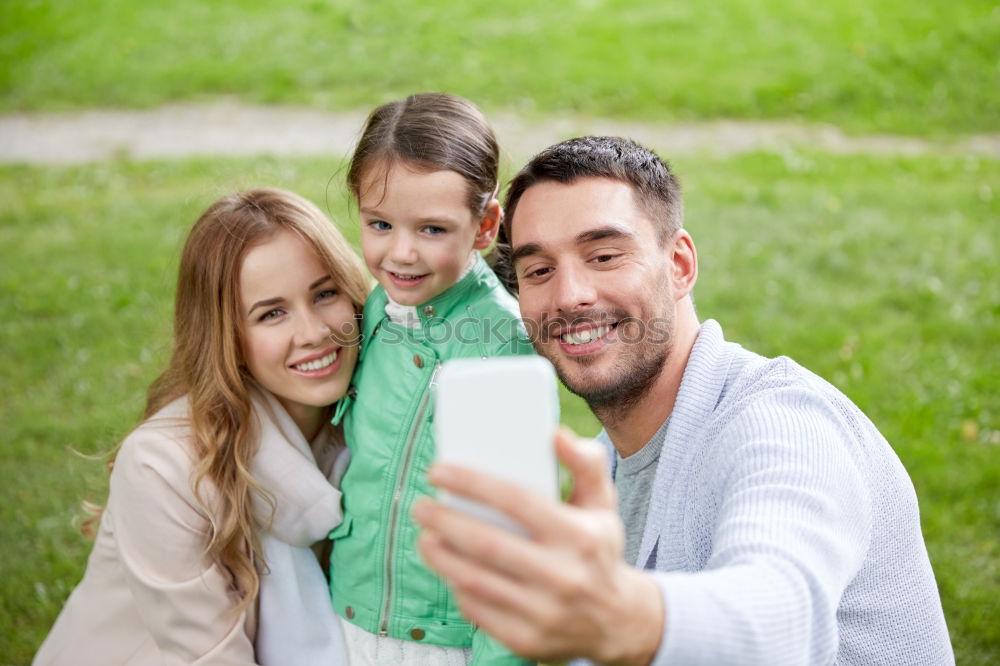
33, 389, 345, 666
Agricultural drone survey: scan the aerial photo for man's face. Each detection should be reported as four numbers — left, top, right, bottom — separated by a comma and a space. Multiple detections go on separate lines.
511, 177, 675, 410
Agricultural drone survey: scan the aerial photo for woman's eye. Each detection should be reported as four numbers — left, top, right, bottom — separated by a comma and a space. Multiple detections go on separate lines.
260, 308, 284, 322
369, 220, 391, 231
316, 288, 338, 301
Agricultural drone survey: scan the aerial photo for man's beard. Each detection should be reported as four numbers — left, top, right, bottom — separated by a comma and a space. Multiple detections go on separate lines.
537, 307, 674, 427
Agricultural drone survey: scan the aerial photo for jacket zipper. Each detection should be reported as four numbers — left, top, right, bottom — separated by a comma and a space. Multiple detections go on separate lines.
379, 362, 440, 636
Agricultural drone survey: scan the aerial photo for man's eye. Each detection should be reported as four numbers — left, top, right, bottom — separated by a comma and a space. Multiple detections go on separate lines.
593, 254, 617, 263
525, 267, 552, 279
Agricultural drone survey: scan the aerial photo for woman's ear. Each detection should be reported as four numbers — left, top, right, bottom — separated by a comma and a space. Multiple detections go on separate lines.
473, 198, 502, 250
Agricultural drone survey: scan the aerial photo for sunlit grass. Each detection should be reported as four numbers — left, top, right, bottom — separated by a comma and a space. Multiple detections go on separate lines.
2, 0, 998, 134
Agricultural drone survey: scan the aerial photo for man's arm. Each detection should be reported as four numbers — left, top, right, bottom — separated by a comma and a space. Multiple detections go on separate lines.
648, 390, 873, 665
417, 390, 876, 666
412, 429, 664, 665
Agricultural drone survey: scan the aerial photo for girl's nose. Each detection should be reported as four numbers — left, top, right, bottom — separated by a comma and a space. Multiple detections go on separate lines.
389, 234, 418, 264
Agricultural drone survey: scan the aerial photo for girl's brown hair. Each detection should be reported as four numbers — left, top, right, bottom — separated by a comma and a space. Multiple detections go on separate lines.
89, 188, 368, 614
346, 92, 500, 216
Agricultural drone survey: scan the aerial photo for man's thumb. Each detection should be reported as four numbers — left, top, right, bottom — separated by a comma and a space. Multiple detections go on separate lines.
555, 427, 615, 510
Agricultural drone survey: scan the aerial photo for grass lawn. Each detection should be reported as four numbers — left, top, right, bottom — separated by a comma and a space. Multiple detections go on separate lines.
1, 150, 997, 664
2, 0, 998, 135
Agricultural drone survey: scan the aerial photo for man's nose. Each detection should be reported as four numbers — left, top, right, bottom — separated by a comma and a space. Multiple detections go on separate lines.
552, 262, 597, 314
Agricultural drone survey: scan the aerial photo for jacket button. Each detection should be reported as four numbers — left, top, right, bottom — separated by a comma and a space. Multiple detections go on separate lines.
345, 606, 355, 619
410, 628, 425, 640
413, 354, 423, 369
423, 305, 435, 317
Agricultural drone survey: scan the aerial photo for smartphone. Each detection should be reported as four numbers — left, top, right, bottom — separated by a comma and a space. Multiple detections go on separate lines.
433, 356, 559, 535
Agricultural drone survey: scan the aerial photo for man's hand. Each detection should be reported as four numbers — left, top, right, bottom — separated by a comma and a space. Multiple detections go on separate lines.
412, 428, 665, 665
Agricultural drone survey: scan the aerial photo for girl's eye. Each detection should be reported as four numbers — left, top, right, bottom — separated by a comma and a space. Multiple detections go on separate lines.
422, 225, 446, 235
369, 220, 391, 231
316, 288, 338, 301
260, 308, 284, 322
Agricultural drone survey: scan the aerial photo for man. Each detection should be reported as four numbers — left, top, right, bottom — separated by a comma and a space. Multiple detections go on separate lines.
412, 136, 953, 665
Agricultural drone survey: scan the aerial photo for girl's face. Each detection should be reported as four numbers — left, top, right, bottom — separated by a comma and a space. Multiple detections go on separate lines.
358, 162, 499, 306
239, 229, 359, 438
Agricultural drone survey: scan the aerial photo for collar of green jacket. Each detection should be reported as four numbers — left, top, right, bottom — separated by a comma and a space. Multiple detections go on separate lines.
361, 254, 498, 342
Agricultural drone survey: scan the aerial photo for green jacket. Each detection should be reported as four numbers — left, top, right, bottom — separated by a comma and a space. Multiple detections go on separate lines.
330, 257, 535, 664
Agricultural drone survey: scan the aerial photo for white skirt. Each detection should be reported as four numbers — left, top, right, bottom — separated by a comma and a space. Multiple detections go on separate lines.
339, 616, 472, 666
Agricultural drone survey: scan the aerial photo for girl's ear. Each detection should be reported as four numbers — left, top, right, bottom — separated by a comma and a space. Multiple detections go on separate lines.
473, 198, 502, 250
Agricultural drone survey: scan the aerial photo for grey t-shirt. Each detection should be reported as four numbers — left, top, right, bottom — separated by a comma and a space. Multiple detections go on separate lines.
614, 417, 668, 565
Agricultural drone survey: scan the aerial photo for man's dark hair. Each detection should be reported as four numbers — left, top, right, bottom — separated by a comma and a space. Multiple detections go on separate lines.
494, 136, 683, 292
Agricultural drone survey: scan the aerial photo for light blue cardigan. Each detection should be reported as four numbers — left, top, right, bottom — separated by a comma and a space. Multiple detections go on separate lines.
595, 320, 953, 666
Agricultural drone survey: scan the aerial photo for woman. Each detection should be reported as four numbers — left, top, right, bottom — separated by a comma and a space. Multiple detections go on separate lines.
33, 188, 369, 665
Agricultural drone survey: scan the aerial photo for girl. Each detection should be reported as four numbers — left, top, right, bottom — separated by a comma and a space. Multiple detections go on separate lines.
34, 188, 369, 665
329, 93, 535, 665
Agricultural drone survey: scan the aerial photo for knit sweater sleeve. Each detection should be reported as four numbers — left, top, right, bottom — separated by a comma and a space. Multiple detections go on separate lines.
652, 385, 873, 666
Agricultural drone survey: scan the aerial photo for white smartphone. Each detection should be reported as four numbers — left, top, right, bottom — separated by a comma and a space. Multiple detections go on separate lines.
433, 356, 559, 535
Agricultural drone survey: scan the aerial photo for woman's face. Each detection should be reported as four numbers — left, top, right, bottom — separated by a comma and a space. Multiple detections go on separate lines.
239, 229, 359, 438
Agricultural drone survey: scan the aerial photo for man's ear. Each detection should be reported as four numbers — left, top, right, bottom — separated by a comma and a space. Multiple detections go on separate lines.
669, 229, 698, 300
473, 198, 502, 250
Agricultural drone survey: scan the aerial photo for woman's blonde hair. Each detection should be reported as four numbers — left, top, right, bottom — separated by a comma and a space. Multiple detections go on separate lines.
88, 188, 368, 614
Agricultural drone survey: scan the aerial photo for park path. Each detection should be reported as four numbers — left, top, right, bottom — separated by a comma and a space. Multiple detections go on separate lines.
1, 100, 997, 164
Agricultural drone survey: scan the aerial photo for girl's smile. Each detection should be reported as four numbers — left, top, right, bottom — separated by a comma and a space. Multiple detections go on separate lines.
386, 270, 430, 288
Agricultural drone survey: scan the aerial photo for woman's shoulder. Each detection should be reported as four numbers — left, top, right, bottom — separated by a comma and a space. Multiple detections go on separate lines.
113, 396, 197, 491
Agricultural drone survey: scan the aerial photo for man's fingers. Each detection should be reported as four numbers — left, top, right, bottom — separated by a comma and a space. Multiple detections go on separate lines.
424, 428, 616, 538
426, 463, 568, 541
417, 528, 538, 618
555, 427, 616, 510
417, 523, 580, 663
412, 497, 566, 580
414, 499, 532, 581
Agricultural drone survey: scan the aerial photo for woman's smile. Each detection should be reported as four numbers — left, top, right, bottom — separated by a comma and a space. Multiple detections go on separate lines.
289, 346, 342, 376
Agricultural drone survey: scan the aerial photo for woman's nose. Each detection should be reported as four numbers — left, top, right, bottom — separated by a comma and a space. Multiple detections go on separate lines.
296, 311, 331, 346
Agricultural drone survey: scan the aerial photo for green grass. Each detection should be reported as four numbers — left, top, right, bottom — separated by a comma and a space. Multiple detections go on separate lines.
3, 1, 996, 661
1, 151, 996, 663
2, 0, 998, 135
